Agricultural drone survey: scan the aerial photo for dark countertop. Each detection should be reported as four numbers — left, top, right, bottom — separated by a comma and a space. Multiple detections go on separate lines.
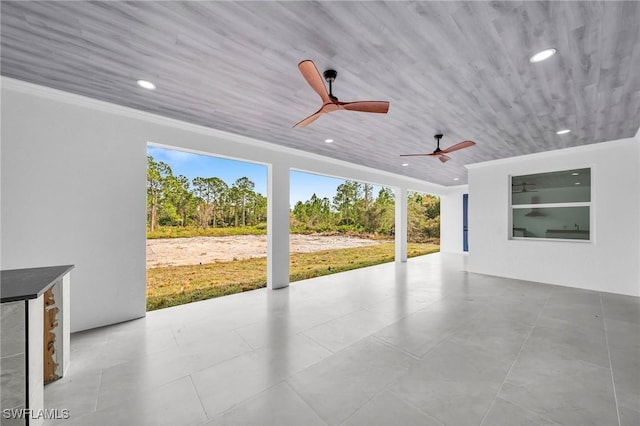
1, 265, 74, 303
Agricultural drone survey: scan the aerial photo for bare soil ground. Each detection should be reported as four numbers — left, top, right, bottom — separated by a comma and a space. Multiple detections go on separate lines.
146, 234, 389, 268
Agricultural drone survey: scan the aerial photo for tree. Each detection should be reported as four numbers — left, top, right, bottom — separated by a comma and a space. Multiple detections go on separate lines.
227, 185, 240, 227
376, 187, 394, 206
147, 156, 173, 232
333, 180, 362, 226
362, 183, 374, 211
422, 194, 440, 239
293, 193, 334, 230
292, 200, 308, 225
252, 193, 267, 224
407, 192, 440, 242
192, 177, 215, 228
193, 177, 229, 228
370, 187, 395, 235
208, 177, 229, 227
407, 193, 427, 242
163, 175, 192, 226
232, 177, 255, 226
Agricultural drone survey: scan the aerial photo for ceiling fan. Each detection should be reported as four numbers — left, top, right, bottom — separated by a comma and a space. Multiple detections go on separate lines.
293, 60, 390, 128
400, 134, 476, 163
512, 182, 538, 193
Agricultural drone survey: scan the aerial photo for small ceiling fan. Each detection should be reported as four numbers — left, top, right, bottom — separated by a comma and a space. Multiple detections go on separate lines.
512, 182, 538, 193
400, 134, 476, 163
293, 60, 390, 128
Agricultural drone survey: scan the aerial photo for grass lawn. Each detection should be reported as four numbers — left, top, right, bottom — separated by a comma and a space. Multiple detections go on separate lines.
147, 225, 266, 239
146, 242, 439, 311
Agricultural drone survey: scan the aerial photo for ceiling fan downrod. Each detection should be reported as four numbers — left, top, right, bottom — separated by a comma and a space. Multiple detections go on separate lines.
434, 133, 443, 153
323, 69, 338, 101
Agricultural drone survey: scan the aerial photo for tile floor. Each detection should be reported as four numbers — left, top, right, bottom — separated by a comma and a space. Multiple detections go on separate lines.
43, 253, 640, 426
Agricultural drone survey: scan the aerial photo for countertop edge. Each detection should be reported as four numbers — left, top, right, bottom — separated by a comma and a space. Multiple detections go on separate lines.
1, 265, 75, 303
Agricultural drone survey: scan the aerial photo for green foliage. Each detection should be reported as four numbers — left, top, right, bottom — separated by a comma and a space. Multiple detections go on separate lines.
232, 176, 256, 227
147, 156, 177, 231
290, 184, 439, 243
192, 176, 228, 228
407, 192, 441, 242
148, 155, 441, 243
147, 155, 266, 230
333, 180, 362, 226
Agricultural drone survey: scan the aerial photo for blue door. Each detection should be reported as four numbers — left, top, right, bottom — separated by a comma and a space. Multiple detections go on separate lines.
463, 194, 469, 252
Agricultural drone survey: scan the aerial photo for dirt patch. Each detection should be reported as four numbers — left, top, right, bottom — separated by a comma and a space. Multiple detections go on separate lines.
146, 234, 390, 268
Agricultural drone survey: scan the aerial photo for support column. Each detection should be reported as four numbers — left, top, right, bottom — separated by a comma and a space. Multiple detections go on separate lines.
267, 163, 290, 289
395, 186, 408, 263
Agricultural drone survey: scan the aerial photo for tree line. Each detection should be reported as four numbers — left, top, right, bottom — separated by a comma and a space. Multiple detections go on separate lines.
291, 182, 440, 241
147, 156, 266, 231
147, 155, 440, 241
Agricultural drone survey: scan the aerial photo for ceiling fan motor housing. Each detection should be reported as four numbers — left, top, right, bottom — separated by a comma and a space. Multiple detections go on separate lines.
323, 69, 337, 83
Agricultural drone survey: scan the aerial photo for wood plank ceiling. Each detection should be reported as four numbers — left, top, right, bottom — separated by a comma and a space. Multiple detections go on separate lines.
2, 1, 639, 186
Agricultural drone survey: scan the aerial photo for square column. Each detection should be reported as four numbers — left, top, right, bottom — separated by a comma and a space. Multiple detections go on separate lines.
395, 186, 408, 263
267, 163, 290, 289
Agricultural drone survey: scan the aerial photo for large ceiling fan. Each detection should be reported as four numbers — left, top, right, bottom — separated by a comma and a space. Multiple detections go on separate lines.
400, 134, 476, 163
293, 60, 390, 128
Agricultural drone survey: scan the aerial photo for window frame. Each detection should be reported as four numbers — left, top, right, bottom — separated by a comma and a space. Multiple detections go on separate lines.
508, 167, 594, 243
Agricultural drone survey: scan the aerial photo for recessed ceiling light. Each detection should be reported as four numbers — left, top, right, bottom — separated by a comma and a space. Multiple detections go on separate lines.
137, 79, 156, 90
324, 138, 334, 143
575, 182, 581, 185
529, 48, 556, 63
401, 163, 409, 167
453, 177, 460, 181
571, 172, 579, 176
556, 129, 571, 135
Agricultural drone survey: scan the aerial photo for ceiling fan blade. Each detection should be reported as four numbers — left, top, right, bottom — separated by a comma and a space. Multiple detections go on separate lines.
439, 155, 451, 163
340, 101, 390, 114
298, 60, 330, 103
399, 153, 430, 157
293, 108, 325, 128
441, 140, 476, 153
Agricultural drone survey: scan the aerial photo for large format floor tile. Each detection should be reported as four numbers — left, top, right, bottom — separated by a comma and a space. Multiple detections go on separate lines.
192, 333, 331, 418
499, 359, 618, 426
41, 253, 639, 426
342, 390, 442, 426
203, 381, 326, 426
287, 337, 413, 425
481, 397, 560, 426
59, 376, 207, 426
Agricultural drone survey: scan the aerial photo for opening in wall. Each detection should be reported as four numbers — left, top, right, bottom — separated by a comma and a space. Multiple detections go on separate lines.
146, 144, 268, 311
510, 168, 592, 241
289, 171, 400, 278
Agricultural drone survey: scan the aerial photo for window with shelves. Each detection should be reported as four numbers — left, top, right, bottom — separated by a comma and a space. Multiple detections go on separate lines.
510, 168, 591, 241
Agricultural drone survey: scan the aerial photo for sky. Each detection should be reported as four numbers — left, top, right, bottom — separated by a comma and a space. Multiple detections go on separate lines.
147, 145, 383, 205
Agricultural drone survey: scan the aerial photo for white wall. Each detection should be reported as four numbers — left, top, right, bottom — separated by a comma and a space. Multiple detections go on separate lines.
1, 78, 451, 331
467, 137, 640, 296
440, 186, 467, 254
1, 86, 148, 331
